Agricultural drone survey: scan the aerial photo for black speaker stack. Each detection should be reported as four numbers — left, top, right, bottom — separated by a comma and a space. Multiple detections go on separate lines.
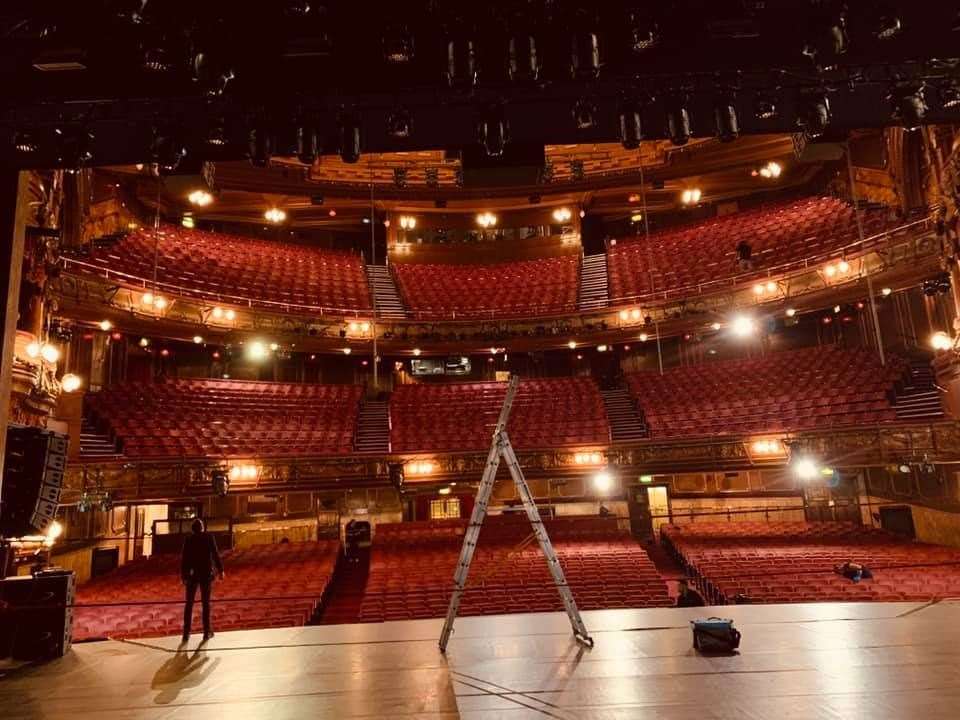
0, 569, 75, 660
0, 425, 68, 538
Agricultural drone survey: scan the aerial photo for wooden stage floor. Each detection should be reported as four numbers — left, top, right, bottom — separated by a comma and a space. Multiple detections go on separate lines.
2, 601, 960, 719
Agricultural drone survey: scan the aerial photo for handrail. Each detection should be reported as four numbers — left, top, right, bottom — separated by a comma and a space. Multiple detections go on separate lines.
60, 216, 934, 324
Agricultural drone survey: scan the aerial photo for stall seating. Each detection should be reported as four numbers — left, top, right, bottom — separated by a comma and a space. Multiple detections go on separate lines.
87, 379, 362, 458
73, 540, 339, 640
390, 376, 610, 452
625, 346, 907, 439
84, 224, 371, 312
607, 196, 903, 301
358, 516, 672, 621
662, 522, 960, 604
392, 255, 579, 319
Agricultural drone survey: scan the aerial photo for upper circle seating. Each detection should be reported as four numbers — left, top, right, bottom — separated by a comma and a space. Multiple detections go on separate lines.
83, 224, 372, 312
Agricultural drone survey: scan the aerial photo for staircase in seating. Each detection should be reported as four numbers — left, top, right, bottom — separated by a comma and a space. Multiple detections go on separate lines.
895, 361, 946, 422
319, 548, 370, 625
79, 418, 121, 459
600, 387, 648, 441
356, 399, 391, 453
579, 253, 609, 310
366, 265, 407, 319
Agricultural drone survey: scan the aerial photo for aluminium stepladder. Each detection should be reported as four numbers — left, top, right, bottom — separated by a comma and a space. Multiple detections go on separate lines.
438, 375, 594, 652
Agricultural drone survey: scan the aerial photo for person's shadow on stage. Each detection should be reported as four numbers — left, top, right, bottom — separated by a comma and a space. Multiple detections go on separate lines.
151, 642, 221, 705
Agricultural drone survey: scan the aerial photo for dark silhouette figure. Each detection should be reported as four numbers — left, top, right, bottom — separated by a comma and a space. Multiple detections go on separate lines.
180, 519, 224, 642
676, 579, 706, 608
735, 240, 753, 271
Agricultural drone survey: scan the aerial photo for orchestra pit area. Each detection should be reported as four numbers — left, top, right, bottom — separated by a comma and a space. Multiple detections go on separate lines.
4, 2, 960, 718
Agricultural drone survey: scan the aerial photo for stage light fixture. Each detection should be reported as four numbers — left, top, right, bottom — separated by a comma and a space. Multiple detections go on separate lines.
139, 337, 150, 348
248, 126, 273, 168
568, 340, 577, 350
188, 189, 213, 207
802, 11, 847, 69
891, 88, 928, 131
714, 93, 739, 142
681, 188, 701, 205
99, 320, 113, 332
508, 34, 539, 83
386, 107, 413, 139
592, 469, 614, 494
797, 94, 831, 140
476, 212, 497, 228
383, 22, 415, 63
393, 168, 409, 189
628, 10, 659, 51
552, 207, 572, 223
247, 341, 269, 361
477, 106, 509, 158
940, 81, 960, 109
412, 348, 422, 357
339, 116, 362, 163
296, 124, 318, 165
265, 207, 287, 224
931, 331, 954, 351
61, 374, 82, 393
573, 98, 598, 130
193, 335, 203, 344
571, 30, 600, 80
666, 99, 692, 146
446, 37, 477, 88
874, 11, 902, 40
619, 104, 643, 150
786, 308, 796, 317
26, 341, 41, 358
731, 315, 755, 338
881, 287, 892, 296
793, 457, 819, 481
754, 92, 778, 120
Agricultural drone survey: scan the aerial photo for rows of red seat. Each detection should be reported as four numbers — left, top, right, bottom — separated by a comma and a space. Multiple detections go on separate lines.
662, 522, 960, 604
607, 196, 900, 302
626, 346, 906, 438
84, 225, 371, 312
88, 379, 362, 458
390, 377, 610, 452
73, 541, 339, 640
392, 255, 579, 319
358, 516, 671, 622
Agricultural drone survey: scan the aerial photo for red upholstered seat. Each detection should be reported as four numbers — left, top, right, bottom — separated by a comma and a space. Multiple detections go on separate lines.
88, 379, 362, 459
389, 377, 610, 453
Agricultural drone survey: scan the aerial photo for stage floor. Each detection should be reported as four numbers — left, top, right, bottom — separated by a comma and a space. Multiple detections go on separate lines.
2, 601, 960, 719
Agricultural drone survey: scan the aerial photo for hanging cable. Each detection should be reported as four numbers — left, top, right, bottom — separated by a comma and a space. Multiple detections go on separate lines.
638, 151, 664, 375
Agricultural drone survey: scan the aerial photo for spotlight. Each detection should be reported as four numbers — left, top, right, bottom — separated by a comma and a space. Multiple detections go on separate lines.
794, 457, 819, 481
881, 287, 892, 296
265, 208, 287, 223
639, 333, 648, 342
193, 335, 203, 344
552, 207, 572, 223
386, 107, 413, 139
296, 124, 318, 165
26, 341, 40, 358
758, 161, 782, 179
666, 98, 692, 146
731, 315, 755, 337
786, 308, 796, 317
798, 94, 831, 140
801, 10, 848, 69
139, 337, 150, 348
342, 347, 352, 355
891, 88, 928, 131
931, 331, 954, 351
573, 97, 598, 130
681, 188, 702, 205
383, 22, 414, 63
476, 212, 498, 228
508, 34, 539, 83
714, 93, 739, 142
568, 340, 577, 349
446, 37, 477, 88
592, 469, 614, 494
477, 105, 509, 158
412, 348, 421, 357
61, 374, 82, 393
874, 11, 902, 40
188, 189, 213, 207
619, 103, 643, 150
212, 469, 230, 497
248, 126, 273, 167
41, 343, 60, 363
571, 31, 600, 80
940, 81, 960, 109
711, 322, 722, 331
98, 320, 113, 332
339, 116, 362, 164
247, 341, 269, 360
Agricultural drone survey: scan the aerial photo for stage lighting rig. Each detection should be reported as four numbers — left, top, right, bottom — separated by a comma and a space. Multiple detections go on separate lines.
508, 33, 540, 84
477, 104, 509, 158
628, 9, 659, 52
618, 102, 643, 150
665, 94, 692, 146
383, 21, 415, 63
296, 123, 318, 165
54, 126, 95, 168
890, 86, 928, 131
754, 91, 778, 120
573, 97, 598, 131
801, 6, 848, 70
339, 113, 362, 163
939, 81, 960, 109
447, 37, 478, 89
571, 29, 601, 80
714, 91, 739, 143
386, 106, 413, 139
247, 125, 274, 167
797, 93, 831, 140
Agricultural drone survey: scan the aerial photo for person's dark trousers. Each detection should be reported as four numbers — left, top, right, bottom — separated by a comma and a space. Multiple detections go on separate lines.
183, 578, 212, 637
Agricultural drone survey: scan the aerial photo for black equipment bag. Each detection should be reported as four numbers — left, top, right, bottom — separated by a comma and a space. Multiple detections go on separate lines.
691, 617, 741, 653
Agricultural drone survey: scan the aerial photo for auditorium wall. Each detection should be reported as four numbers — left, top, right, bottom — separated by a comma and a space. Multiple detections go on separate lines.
668, 496, 806, 525
861, 495, 960, 548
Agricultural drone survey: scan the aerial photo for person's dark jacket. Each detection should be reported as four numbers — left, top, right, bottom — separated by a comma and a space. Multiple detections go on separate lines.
676, 587, 706, 608
181, 532, 224, 582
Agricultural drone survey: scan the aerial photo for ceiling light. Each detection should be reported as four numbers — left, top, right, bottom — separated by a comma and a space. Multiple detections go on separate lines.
193, 335, 203, 344
99, 320, 112, 331
786, 308, 796, 317
568, 340, 577, 350
264, 208, 287, 224
41, 343, 60, 363
794, 457, 819, 481
61, 373, 82, 393
188, 189, 214, 207
26, 341, 41, 358
592, 469, 614, 494
412, 348, 421, 357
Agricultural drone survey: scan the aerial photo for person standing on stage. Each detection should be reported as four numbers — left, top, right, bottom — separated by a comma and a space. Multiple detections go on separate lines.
180, 519, 224, 642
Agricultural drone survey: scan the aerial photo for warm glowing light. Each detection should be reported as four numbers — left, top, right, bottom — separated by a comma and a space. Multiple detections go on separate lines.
142, 292, 154, 306
794, 458, 819, 481
45, 520, 64, 545
225, 309, 236, 321
568, 340, 577, 350
753, 284, 765, 295
264, 207, 287, 224
247, 341, 269, 360
639, 333, 648, 342
360, 322, 370, 333
597, 344, 608, 352
711, 322, 722, 331
833, 305, 841, 314
139, 337, 150, 348
349, 321, 359, 332
399, 215, 417, 230
838, 260, 850, 273
731, 315, 756, 338
212, 306, 224, 319
931, 331, 954, 351
630, 213, 644, 223
489, 347, 498, 355
619, 309, 629, 320
412, 348, 421, 357
40, 343, 60, 363
181, 216, 195, 229
765, 281, 777, 293
681, 188, 702, 205
476, 212, 498, 228
188, 189, 214, 206
153, 296, 168, 310
193, 335, 203, 344
60, 374, 82, 392
824, 264, 837, 278
407, 460, 435, 476
552, 207, 572, 223
592, 470, 614, 493
881, 287, 892, 296
758, 161, 783, 179
269, 342, 279, 351
438, 486, 452, 495
786, 308, 797, 317
630, 308, 641, 320
26, 341, 41, 358
160, 348, 170, 357
574, 452, 605, 466
751, 439, 783, 455
342, 347, 352, 355
99, 320, 112, 332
